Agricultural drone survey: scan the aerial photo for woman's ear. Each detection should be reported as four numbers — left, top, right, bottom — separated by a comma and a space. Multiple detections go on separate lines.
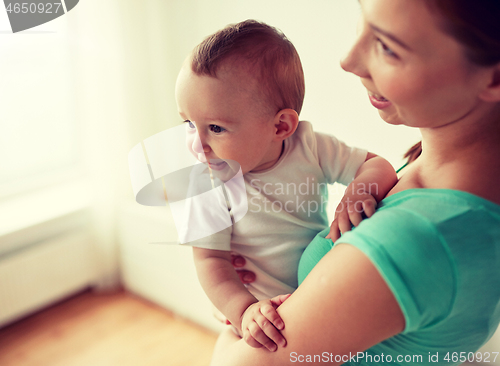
273, 109, 299, 141
479, 64, 500, 102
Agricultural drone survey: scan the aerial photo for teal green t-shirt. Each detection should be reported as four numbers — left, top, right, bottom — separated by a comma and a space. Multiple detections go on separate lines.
298, 189, 500, 366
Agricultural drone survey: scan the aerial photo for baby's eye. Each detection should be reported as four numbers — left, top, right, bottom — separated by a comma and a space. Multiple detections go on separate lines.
184, 120, 196, 130
209, 125, 226, 134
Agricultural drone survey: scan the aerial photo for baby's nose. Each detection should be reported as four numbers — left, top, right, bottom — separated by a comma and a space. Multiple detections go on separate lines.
191, 132, 203, 153
191, 132, 210, 160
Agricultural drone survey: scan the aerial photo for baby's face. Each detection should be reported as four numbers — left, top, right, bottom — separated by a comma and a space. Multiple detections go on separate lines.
175, 62, 280, 175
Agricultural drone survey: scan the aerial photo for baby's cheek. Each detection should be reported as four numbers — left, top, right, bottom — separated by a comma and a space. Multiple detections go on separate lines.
185, 137, 192, 152
185, 137, 197, 158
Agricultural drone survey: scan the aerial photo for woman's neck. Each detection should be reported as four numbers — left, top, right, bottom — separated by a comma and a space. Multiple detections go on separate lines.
409, 104, 500, 203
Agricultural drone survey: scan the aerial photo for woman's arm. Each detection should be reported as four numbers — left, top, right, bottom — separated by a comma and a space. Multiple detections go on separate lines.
210, 244, 405, 366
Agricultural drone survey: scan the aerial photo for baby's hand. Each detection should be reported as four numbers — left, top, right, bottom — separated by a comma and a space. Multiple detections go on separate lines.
326, 191, 377, 241
240, 294, 291, 352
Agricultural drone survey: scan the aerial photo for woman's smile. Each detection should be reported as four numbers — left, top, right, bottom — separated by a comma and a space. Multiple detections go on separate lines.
367, 91, 392, 109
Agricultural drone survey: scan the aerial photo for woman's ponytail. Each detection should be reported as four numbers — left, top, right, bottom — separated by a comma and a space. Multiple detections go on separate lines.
404, 141, 422, 164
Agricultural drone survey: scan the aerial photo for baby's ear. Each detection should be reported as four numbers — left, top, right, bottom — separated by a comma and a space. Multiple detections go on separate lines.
273, 109, 299, 141
479, 64, 500, 102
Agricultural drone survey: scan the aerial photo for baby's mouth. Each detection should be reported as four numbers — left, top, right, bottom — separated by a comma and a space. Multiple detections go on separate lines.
207, 159, 227, 170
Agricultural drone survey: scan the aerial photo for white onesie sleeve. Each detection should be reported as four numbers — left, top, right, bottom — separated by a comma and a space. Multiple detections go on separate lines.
314, 131, 367, 186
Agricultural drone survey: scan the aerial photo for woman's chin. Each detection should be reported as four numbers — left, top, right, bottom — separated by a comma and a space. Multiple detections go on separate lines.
379, 109, 404, 126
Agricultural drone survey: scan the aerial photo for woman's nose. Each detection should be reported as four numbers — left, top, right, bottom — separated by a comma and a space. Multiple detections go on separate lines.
340, 44, 369, 78
340, 23, 370, 78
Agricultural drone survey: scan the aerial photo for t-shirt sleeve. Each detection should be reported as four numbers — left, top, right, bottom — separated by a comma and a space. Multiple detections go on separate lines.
336, 208, 456, 333
173, 184, 233, 251
314, 131, 367, 186
182, 226, 232, 251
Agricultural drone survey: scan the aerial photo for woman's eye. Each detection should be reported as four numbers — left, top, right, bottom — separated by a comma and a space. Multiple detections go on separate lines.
184, 120, 196, 129
376, 38, 398, 58
209, 125, 226, 134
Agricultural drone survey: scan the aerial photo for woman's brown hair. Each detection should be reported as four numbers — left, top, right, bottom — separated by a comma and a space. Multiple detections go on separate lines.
405, 0, 500, 164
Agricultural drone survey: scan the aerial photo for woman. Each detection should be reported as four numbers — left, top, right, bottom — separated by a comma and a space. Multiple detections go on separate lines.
210, 0, 500, 365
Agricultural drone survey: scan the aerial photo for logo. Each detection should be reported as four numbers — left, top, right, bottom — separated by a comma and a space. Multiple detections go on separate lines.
3, 0, 79, 33
128, 124, 248, 245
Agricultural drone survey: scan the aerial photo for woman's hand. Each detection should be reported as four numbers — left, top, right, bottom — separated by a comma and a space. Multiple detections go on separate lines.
231, 253, 256, 284
240, 294, 291, 351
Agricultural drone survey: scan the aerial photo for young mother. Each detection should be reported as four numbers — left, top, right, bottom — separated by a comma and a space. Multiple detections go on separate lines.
210, 0, 500, 365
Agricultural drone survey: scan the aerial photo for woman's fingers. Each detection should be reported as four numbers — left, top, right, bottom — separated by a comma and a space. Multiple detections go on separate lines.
235, 269, 255, 284
212, 306, 231, 325
232, 254, 256, 284
231, 253, 246, 267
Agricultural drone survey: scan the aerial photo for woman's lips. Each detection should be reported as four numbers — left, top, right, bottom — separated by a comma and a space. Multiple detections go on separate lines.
368, 91, 392, 109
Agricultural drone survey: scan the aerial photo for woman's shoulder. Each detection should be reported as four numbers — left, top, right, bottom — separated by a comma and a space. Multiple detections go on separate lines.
378, 188, 500, 226
301, 188, 500, 285
350, 189, 500, 258
336, 188, 500, 334
337, 187, 500, 287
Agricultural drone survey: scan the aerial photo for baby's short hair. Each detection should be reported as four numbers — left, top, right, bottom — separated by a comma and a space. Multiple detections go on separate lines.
191, 19, 305, 115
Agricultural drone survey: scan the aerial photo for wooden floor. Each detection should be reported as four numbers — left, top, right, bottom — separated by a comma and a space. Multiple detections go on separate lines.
0, 290, 218, 366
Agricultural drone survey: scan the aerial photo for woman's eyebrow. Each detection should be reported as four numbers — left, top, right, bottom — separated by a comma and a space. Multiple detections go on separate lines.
369, 23, 412, 51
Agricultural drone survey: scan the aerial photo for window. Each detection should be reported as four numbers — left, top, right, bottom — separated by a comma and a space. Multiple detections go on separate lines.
0, 9, 80, 198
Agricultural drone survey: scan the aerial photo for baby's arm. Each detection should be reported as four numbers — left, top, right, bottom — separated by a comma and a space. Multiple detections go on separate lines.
327, 152, 397, 240
192, 247, 286, 351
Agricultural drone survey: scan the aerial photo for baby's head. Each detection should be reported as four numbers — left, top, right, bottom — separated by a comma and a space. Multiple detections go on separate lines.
176, 20, 305, 174
190, 19, 305, 116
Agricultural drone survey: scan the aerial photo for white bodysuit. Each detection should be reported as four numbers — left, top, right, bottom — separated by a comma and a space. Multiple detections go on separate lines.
184, 121, 367, 299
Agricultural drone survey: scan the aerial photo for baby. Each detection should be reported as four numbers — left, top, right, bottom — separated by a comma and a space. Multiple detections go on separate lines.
175, 20, 397, 351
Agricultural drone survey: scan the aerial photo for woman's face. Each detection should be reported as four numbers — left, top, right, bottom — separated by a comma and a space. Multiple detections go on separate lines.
341, 0, 489, 128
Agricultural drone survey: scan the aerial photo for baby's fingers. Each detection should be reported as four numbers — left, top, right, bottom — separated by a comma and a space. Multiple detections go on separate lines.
347, 203, 363, 227
257, 313, 286, 350
326, 218, 341, 241
349, 197, 377, 226
270, 294, 291, 308
338, 210, 352, 235
247, 320, 282, 351
261, 304, 284, 330
243, 329, 264, 349
362, 198, 377, 217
